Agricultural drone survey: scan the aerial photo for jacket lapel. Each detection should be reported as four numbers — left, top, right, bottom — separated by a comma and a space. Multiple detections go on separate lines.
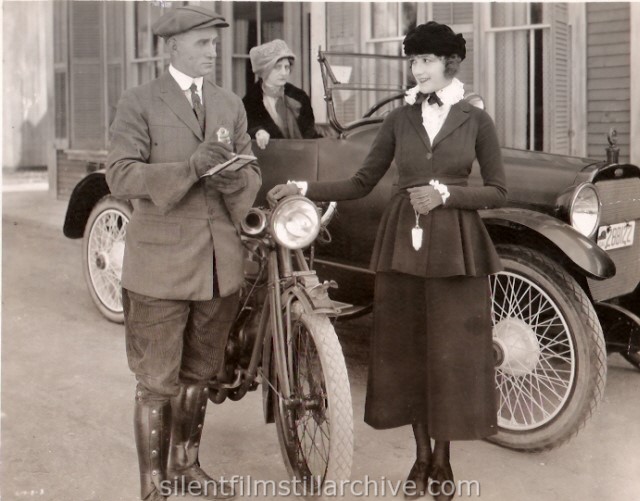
406, 103, 432, 151
158, 72, 203, 141
431, 101, 471, 148
203, 78, 221, 141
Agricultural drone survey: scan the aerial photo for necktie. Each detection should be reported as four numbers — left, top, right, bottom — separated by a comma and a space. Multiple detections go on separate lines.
416, 91, 444, 107
190, 83, 206, 133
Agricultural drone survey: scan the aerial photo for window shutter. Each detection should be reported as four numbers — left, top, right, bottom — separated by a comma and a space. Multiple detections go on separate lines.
105, 2, 125, 130
545, 3, 571, 154
69, 1, 104, 150
53, 1, 68, 142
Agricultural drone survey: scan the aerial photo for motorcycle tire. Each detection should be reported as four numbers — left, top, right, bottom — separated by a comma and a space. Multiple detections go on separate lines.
272, 302, 354, 491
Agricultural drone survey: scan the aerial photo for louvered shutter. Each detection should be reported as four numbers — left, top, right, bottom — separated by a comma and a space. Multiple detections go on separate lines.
544, 3, 571, 154
69, 1, 104, 150
105, 2, 125, 130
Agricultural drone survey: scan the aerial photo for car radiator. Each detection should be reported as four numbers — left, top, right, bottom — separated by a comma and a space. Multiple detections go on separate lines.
587, 177, 640, 301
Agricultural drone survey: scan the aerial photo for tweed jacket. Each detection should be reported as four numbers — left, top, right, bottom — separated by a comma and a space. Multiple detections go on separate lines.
242, 81, 320, 140
307, 100, 508, 277
106, 72, 261, 299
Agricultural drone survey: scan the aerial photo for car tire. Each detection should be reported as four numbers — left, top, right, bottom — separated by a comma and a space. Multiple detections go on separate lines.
488, 245, 607, 451
82, 196, 131, 324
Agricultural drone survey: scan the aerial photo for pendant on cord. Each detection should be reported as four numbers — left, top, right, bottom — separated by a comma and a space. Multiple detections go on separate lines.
412, 210, 423, 251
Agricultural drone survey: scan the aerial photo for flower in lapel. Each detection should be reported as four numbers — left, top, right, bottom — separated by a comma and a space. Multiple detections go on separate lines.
404, 85, 420, 105
217, 127, 231, 145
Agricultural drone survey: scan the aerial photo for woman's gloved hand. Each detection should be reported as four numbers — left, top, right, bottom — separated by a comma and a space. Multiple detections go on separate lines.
255, 129, 271, 149
407, 185, 443, 215
267, 183, 300, 204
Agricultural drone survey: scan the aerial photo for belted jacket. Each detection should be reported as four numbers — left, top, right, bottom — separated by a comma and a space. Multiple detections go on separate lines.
306, 100, 508, 277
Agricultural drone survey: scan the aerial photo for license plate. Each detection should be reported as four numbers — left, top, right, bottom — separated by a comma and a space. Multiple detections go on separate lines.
597, 221, 636, 251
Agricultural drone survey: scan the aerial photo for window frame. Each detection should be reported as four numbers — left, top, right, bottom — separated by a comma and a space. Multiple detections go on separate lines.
484, 3, 551, 151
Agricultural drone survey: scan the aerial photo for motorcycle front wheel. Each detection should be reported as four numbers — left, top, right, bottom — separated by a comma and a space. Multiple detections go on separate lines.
272, 302, 353, 491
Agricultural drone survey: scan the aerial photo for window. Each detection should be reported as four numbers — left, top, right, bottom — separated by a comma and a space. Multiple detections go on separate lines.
488, 2, 571, 153
129, 2, 181, 86
325, 2, 475, 123
232, 2, 284, 97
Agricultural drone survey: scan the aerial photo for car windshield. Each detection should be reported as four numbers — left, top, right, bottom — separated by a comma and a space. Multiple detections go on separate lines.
319, 51, 415, 131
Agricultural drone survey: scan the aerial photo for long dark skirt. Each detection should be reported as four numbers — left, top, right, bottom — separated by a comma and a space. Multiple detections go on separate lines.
364, 272, 498, 440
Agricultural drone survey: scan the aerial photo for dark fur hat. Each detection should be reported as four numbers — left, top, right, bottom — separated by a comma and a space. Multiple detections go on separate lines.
403, 21, 466, 61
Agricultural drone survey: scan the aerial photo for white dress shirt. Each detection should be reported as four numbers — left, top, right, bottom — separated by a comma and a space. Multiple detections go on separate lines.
169, 64, 203, 106
421, 77, 465, 143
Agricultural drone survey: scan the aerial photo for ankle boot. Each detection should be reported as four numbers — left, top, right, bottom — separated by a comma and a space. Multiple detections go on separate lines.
168, 384, 235, 500
429, 440, 454, 501
134, 397, 171, 501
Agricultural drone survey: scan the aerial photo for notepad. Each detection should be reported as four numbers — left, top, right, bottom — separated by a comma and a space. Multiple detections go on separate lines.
201, 154, 257, 177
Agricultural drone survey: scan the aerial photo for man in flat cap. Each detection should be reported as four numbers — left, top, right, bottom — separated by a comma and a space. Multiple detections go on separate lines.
106, 6, 260, 501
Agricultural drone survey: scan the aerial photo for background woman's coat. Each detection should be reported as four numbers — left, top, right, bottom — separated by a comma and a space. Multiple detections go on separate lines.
243, 81, 320, 140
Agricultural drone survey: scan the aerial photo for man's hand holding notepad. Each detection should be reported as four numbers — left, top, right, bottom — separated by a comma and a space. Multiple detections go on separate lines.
201, 154, 257, 178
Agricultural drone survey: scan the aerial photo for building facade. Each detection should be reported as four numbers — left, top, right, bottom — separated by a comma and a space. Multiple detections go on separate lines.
38, 1, 639, 199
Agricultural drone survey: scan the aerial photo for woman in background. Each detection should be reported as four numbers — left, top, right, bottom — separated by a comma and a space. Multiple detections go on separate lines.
243, 39, 319, 149
268, 22, 507, 500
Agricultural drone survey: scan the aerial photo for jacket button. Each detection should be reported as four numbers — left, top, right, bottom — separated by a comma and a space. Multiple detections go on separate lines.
425, 152, 433, 160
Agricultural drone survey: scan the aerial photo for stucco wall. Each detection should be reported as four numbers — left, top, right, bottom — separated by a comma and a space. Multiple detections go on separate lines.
2, 1, 51, 169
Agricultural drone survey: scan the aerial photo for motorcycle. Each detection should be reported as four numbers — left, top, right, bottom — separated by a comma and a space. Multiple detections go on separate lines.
207, 196, 354, 488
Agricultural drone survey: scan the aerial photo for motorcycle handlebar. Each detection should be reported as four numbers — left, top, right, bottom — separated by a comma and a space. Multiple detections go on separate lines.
320, 201, 338, 228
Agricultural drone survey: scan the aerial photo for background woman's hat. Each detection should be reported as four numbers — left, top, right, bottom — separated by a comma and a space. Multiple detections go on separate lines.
249, 39, 296, 78
152, 6, 228, 38
403, 21, 466, 60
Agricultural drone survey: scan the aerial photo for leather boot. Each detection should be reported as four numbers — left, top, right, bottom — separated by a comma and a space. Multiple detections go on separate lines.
134, 397, 171, 501
168, 384, 235, 500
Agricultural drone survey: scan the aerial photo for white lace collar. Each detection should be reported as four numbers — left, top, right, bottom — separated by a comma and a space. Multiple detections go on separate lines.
404, 78, 465, 106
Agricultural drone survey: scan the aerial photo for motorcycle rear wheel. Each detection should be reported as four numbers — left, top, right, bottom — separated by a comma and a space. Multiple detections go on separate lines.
273, 302, 353, 492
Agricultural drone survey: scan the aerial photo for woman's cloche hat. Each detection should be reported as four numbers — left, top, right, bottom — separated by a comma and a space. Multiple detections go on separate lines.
403, 21, 466, 60
249, 39, 296, 79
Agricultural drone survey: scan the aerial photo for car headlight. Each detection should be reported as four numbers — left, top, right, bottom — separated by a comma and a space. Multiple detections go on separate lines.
270, 196, 320, 249
570, 183, 601, 238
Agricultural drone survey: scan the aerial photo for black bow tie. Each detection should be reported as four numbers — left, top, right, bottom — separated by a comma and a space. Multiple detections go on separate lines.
416, 92, 444, 107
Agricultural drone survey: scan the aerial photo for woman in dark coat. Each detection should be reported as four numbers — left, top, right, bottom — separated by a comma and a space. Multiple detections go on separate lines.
269, 22, 507, 500
243, 39, 319, 149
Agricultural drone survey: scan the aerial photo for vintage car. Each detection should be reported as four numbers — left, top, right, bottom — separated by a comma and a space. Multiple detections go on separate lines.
63, 51, 640, 453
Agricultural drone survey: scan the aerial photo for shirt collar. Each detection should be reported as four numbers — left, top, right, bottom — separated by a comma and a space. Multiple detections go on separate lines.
169, 64, 203, 92
405, 77, 465, 106
432, 78, 465, 106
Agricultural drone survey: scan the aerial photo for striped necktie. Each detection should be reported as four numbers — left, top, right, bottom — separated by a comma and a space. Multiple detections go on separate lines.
189, 83, 205, 133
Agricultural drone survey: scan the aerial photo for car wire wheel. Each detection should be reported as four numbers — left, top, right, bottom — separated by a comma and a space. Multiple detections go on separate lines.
488, 245, 606, 451
83, 196, 131, 323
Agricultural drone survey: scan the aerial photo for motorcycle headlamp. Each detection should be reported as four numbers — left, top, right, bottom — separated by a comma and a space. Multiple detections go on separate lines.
270, 196, 321, 249
569, 183, 601, 238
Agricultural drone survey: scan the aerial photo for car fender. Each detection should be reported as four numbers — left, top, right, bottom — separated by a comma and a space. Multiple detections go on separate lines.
480, 208, 615, 280
63, 171, 110, 239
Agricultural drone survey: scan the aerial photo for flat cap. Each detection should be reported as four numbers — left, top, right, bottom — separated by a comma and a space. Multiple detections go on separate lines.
152, 6, 228, 38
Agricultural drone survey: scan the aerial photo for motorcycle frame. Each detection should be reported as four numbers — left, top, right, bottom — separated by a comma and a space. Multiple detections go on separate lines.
210, 234, 340, 409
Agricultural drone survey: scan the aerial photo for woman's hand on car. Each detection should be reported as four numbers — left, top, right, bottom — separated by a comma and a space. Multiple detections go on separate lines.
407, 185, 443, 214
256, 129, 270, 149
267, 183, 300, 204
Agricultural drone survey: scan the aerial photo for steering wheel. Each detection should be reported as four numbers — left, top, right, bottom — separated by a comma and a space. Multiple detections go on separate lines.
363, 93, 406, 118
